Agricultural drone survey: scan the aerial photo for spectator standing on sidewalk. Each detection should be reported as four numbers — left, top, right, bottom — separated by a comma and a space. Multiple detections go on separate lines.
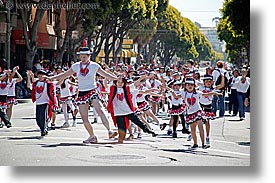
228, 69, 240, 116
236, 68, 250, 120
212, 61, 229, 118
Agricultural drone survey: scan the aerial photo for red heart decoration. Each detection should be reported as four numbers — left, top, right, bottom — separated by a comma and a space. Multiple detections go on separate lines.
69, 86, 73, 92
187, 97, 196, 105
202, 90, 209, 99
151, 81, 155, 88
137, 94, 143, 98
36, 86, 44, 94
117, 93, 124, 101
0, 83, 6, 89
80, 68, 89, 76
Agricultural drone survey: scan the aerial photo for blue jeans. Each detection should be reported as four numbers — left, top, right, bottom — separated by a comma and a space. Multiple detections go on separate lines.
212, 94, 225, 117
237, 92, 246, 118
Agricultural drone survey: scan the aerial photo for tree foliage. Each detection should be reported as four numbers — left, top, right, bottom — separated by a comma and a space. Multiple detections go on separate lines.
217, 0, 250, 66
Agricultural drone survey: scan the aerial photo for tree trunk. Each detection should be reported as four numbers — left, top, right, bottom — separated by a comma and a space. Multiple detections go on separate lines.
25, 49, 36, 69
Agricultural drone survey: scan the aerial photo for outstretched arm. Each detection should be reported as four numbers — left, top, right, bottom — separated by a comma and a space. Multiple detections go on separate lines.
163, 85, 181, 99
97, 67, 118, 81
202, 91, 223, 97
48, 68, 75, 81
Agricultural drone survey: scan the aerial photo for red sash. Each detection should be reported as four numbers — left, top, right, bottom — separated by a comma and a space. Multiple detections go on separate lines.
107, 85, 134, 129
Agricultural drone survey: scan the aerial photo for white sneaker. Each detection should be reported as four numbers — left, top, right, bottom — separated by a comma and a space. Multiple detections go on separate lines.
187, 134, 192, 141
61, 122, 70, 128
206, 137, 210, 145
83, 136, 98, 143
72, 121, 76, 127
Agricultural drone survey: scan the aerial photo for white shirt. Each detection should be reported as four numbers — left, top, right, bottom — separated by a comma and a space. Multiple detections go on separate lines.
236, 76, 250, 93
0, 80, 11, 95
35, 81, 49, 105
181, 90, 202, 114
146, 79, 161, 89
113, 88, 133, 116
59, 79, 71, 98
230, 76, 240, 89
69, 85, 77, 96
71, 61, 100, 91
130, 88, 139, 108
8, 78, 17, 97
199, 86, 214, 105
136, 86, 148, 103
166, 90, 183, 106
212, 68, 230, 87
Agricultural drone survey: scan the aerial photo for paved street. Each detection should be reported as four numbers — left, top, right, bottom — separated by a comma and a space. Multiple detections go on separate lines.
0, 99, 250, 166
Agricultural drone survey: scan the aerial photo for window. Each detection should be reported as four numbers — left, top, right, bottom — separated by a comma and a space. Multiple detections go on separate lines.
47, 9, 53, 25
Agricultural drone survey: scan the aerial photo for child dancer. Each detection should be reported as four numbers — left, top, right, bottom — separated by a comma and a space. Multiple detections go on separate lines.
107, 76, 157, 143
199, 75, 215, 146
166, 80, 190, 138
146, 71, 162, 115
57, 77, 77, 128
167, 78, 220, 149
31, 70, 58, 136
0, 70, 12, 128
7, 66, 23, 120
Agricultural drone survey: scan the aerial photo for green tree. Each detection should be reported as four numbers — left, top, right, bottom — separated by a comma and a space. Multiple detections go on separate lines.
18, 0, 48, 68
217, 0, 250, 66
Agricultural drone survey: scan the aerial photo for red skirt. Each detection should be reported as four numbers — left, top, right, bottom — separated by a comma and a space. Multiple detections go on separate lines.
134, 107, 143, 115
186, 110, 206, 124
137, 101, 152, 111
7, 96, 18, 105
59, 96, 72, 104
147, 96, 161, 103
75, 89, 99, 105
168, 104, 185, 115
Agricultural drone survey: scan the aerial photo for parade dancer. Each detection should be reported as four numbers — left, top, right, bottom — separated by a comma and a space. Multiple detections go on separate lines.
107, 76, 157, 143
7, 66, 23, 120
135, 76, 163, 128
47, 47, 118, 143
165, 80, 190, 138
57, 77, 77, 128
0, 70, 12, 128
126, 76, 158, 140
146, 71, 162, 115
31, 70, 58, 136
68, 75, 79, 124
167, 78, 221, 149
199, 75, 216, 146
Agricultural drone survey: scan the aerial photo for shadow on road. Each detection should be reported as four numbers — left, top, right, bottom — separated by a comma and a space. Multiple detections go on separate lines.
237, 142, 250, 146
160, 148, 243, 159
39, 141, 147, 148
8, 136, 43, 140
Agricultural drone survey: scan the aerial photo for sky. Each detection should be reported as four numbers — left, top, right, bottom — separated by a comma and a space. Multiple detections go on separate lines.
169, 0, 225, 27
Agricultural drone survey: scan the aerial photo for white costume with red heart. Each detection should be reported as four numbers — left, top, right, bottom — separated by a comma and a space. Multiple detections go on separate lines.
181, 90, 205, 124
0, 79, 11, 109
71, 61, 100, 105
167, 90, 185, 115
